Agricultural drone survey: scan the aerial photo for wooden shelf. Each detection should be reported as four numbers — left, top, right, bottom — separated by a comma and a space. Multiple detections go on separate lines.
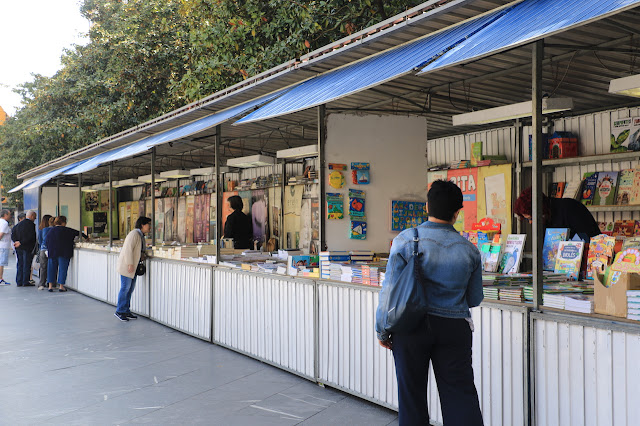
586, 205, 640, 213
522, 151, 640, 168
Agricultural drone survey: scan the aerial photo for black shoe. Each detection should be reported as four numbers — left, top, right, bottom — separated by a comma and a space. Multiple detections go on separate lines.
48, 289, 53, 292
24, 282, 35, 287
29, 280, 35, 284
114, 312, 129, 322
125, 312, 138, 319
58, 288, 68, 292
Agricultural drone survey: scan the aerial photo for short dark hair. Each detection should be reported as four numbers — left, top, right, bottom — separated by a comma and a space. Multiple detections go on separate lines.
427, 180, 464, 221
0, 209, 9, 218
135, 216, 152, 229
228, 195, 243, 211
18, 212, 26, 220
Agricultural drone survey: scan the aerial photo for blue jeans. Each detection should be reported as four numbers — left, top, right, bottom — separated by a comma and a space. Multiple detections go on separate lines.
15, 249, 33, 286
392, 315, 483, 426
116, 275, 137, 314
48, 256, 70, 285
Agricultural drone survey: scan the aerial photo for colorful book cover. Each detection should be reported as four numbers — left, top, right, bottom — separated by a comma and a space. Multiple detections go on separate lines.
554, 241, 585, 280
484, 243, 502, 273
586, 234, 616, 279
580, 172, 598, 205
616, 169, 635, 205
498, 234, 526, 274
350, 220, 367, 240
550, 182, 565, 198
630, 169, 640, 204
327, 193, 344, 220
349, 196, 365, 217
563, 179, 581, 200
480, 243, 491, 267
542, 228, 569, 271
592, 171, 619, 206
351, 162, 370, 184
470, 141, 483, 167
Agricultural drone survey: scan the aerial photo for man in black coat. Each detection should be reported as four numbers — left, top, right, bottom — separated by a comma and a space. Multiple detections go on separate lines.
11, 211, 37, 287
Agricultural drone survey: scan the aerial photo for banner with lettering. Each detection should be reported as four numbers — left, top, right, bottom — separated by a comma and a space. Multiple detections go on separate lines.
447, 168, 478, 232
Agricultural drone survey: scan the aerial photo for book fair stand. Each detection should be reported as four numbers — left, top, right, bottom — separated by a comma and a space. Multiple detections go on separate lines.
10, 1, 640, 424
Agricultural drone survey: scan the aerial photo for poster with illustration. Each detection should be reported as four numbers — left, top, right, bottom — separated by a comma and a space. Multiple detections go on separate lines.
268, 187, 282, 241
185, 195, 195, 244
300, 199, 312, 252
447, 168, 478, 232
251, 190, 268, 247
155, 198, 164, 242
477, 164, 512, 234
209, 195, 216, 242
119, 203, 126, 238
284, 184, 304, 249
391, 200, 427, 232
85, 191, 99, 211
177, 197, 186, 243
427, 171, 448, 191
326, 193, 344, 220
130, 201, 139, 235
164, 198, 175, 242
194, 195, 203, 243
195, 194, 210, 243
350, 220, 367, 239
221, 191, 239, 232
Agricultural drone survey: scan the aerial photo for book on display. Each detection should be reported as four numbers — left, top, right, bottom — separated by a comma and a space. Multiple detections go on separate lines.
554, 240, 585, 280
498, 235, 526, 274
592, 171, 619, 206
542, 228, 569, 271
580, 172, 598, 205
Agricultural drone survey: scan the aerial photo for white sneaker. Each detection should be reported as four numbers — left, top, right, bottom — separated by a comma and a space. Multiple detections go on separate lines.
0, 279, 11, 285
37, 285, 45, 290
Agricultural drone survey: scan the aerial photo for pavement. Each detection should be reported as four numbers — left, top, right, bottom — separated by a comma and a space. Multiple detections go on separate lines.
0, 255, 398, 425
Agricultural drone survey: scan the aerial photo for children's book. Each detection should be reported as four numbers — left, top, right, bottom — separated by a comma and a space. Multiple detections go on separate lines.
631, 169, 640, 204
542, 228, 569, 271
554, 240, 585, 280
484, 243, 503, 273
470, 142, 483, 166
592, 171, 619, 206
326, 193, 344, 220
349, 220, 367, 240
616, 169, 635, 205
480, 243, 491, 268
550, 182, 565, 198
580, 172, 598, 205
563, 179, 581, 200
586, 234, 616, 279
498, 234, 526, 274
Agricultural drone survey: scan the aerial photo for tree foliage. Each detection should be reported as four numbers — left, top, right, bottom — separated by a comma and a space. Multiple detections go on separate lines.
0, 0, 424, 202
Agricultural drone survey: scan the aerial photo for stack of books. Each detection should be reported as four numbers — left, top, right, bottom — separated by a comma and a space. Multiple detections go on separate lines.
450, 160, 470, 169
319, 251, 350, 279
564, 294, 594, 314
350, 265, 364, 284
350, 250, 374, 262
628, 290, 640, 321
499, 287, 524, 302
483, 286, 500, 300
543, 293, 566, 309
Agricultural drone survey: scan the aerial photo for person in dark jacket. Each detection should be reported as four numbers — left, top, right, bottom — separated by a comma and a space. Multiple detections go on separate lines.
36, 215, 54, 290
45, 216, 85, 292
223, 195, 253, 249
514, 187, 600, 240
11, 210, 37, 287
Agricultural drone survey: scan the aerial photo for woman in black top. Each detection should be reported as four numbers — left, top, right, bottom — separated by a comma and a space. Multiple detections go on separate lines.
514, 187, 600, 240
223, 195, 253, 249
45, 216, 86, 292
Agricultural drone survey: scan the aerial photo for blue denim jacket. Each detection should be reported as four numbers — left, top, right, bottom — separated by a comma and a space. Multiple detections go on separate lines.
376, 221, 483, 341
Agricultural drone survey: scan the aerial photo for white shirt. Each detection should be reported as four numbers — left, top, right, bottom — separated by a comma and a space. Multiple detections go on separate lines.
0, 218, 11, 249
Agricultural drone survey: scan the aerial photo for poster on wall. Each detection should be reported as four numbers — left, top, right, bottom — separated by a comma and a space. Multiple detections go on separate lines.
119, 203, 126, 238
185, 195, 195, 244
177, 197, 186, 243
85, 191, 99, 211
300, 199, 312, 252
93, 212, 107, 233
284, 184, 304, 249
251, 190, 268, 246
477, 164, 512, 234
131, 201, 139, 233
138, 199, 145, 218
194, 194, 210, 243
390, 200, 427, 232
447, 168, 478, 232
268, 187, 281, 242
125, 202, 132, 235
164, 198, 175, 242
194, 195, 203, 243
209, 195, 216, 242
221, 191, 238, 231
155, 198, 164, 242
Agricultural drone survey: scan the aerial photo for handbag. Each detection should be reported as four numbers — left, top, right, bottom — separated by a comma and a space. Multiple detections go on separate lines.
376, 228, 428, 336
135, 230, 146, 276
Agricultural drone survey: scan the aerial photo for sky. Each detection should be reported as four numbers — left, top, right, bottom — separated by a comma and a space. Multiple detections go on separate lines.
0, 0, 90, 116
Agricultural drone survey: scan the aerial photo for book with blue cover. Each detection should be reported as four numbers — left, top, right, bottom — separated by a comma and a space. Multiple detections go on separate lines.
580, 172, 598, 205
542, 228, 569, 271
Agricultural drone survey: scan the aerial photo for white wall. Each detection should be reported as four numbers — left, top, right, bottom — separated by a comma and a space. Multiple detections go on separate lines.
41, 187, 81, 229
325, 113, 428, 252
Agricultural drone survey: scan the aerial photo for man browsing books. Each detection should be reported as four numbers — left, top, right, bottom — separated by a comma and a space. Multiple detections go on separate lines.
376, 180, 484, 426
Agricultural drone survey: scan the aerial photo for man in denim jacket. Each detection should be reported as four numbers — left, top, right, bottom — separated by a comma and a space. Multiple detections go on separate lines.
376, 180, 483, 425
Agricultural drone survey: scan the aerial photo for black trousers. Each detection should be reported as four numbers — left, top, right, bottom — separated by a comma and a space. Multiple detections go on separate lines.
392, 314, 483, 426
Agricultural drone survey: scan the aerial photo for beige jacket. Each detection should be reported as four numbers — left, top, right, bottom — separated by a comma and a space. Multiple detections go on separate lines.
117, 229, 145, 278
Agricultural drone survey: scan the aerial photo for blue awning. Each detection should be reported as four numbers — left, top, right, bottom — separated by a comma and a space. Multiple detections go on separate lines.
63, 90, 287, 175
236, 0, 640, 124
8, 161, 86, 193
420, 0, 640, 74
234, 6, 510, 124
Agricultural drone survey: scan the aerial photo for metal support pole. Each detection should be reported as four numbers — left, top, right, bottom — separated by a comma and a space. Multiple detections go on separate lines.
151, 148, 157, 247
514, 119, 523, 234
108, 163, 113, 247
280, 159, 286, 249
78, 174, 83, 235
532, 40, 544, 311
56, 178, 60, 216
214, 125, 222, 264
318, 105, 327, 251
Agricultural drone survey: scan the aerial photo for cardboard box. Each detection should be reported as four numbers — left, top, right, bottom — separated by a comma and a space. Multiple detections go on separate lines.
594, 269, 640, 317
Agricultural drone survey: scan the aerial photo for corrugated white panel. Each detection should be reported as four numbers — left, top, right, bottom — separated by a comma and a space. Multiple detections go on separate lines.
428, 126, 517, 166
66, 253, 77, 290
534, 315, 640, 426
149, 259, 212, 340
213, 269, 315, 379
74, 249, 109, 301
